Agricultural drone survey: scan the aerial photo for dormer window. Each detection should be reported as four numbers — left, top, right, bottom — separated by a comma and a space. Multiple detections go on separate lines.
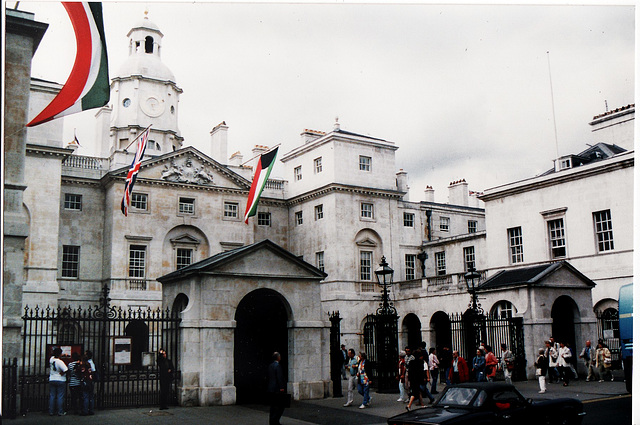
560, 158, 571, 170
145, 36, 154, 54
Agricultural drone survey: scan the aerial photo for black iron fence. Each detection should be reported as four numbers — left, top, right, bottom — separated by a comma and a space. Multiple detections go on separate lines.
449, 312, 526, 381
3, 357, 19, 419
19, 288, 180, 414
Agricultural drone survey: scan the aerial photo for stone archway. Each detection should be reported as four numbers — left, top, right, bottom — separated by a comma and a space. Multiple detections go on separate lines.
234, 288, 290, 404
551, 295, 580, 351
402, 313, 422, 350
430, 311, 452, 352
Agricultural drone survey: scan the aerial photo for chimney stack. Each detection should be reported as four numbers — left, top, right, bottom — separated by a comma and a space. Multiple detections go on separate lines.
300, 129, 325, 144
424, 185, 435, 203
396, 169, 409, 199
210, 121, 228, 164
229, 151, 243, 167
448, 179, 469, 206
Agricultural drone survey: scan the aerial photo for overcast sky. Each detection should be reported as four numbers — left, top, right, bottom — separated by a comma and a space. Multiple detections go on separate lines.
19, 1, 635, 202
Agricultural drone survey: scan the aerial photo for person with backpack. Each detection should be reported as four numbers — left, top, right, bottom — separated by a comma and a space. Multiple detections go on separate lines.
48, 347, 68, 416
84, 350, 97, 415
68, 352, 83, 414
79, 355, 95, 416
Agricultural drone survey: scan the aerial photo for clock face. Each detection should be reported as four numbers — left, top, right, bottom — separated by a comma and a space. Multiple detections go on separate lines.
141, 96, 165, 117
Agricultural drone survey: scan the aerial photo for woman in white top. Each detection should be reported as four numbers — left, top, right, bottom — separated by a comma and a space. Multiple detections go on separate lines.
49, 347, 68, 416
557, 342, 572, 386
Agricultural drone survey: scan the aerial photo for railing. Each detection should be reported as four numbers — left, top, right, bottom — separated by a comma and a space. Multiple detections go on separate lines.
264, 179, 285, 190
428, 275, 453, 286
63, 155, 107, 170
2, 357, 18, 419
129, 279, 147, 290
108, 279, 149, 291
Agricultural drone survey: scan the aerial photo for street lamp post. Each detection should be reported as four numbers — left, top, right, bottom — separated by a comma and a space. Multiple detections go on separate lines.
463, 267, 484, 360
374, 256, 398, 393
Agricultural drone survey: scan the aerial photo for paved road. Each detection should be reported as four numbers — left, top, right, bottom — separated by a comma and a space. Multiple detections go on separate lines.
8, 375, 631, 424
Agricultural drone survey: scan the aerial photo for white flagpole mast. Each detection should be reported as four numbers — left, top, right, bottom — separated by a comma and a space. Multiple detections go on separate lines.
547, 51, 560, 160
123, 124, 153, 151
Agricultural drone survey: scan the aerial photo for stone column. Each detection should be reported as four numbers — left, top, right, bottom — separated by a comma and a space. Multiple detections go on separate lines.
287, 320, 331, 400
3, 8, 48, 360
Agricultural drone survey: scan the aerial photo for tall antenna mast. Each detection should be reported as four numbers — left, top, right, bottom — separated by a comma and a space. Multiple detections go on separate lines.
547, 51, 560, 159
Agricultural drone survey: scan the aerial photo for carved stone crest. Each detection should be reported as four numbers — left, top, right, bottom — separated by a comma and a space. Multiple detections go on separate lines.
161, 157, 215, 185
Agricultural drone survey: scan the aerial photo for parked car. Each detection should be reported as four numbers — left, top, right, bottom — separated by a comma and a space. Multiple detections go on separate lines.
387, 382, 585, 425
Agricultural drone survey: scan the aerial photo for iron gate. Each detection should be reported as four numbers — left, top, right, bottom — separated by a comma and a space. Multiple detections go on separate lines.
20, 285, 180, 414
449, 312, 526, 381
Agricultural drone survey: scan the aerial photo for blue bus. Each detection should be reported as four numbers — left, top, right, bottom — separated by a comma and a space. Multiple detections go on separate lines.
618, 283, 632, 393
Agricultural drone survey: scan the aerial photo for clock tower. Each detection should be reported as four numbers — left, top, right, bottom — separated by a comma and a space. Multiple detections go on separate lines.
98, 11, 183, 167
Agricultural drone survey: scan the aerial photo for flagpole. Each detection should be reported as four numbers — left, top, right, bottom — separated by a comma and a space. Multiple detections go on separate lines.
240, 143, 281, 167
123, 124, 153, 151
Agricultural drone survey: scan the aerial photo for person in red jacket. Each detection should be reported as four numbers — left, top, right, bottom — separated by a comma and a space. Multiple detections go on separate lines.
485, 345, 499, 382
448, 350, 469, 384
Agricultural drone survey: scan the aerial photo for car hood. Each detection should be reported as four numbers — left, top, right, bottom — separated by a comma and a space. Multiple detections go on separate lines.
388, 406, 472, 424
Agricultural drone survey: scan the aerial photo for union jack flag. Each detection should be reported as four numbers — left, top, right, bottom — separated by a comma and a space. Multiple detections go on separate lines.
121, 126, 151, 216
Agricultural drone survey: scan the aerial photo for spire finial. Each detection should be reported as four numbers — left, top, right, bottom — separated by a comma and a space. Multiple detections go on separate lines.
144, 8, 149, 18
334, 116, 340, 131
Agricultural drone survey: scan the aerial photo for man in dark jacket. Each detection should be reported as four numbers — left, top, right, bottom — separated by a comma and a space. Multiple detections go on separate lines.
157, 348, 174, 410
267, 352, 287, 425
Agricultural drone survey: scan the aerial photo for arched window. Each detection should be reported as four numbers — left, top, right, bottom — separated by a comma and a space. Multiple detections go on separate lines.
600, 308, 619, 339
491, 301, 516, 319
145, 36, 154, 54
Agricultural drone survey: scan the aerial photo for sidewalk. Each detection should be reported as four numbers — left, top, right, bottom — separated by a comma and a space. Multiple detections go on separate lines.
8, 373, 629, 425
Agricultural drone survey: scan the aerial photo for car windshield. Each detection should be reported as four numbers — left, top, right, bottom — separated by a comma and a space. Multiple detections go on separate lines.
437, 387, 479, 407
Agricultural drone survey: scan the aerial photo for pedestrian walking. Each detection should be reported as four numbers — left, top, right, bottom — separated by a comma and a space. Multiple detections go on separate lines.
406, 349, 432, 411
83, 350, 96, 415
499, 343, 514, 385
472, 349, 486, 382
267, 352, 287, 425
440, 346, 453, 385
484, 345, 498, 382
545, 339, 559, 383
68, 352, 83, 414
534, 348, 548, 394
595, 342, 613, 382
48, 347, 68, 416
78, 355, 94, 416
343, 349, 358, 407
557, 341, 572, 386
428, 347, 439, 394
397, 352, 409, 402
579, 340, 596, 382
157, 348, 174, 410
356, 352, 373, 409
448, 350, 469, 384
340, 345, 348, 380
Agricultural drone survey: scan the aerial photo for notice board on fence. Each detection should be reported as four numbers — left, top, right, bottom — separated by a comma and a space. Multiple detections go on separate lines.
112, 337, 132, 365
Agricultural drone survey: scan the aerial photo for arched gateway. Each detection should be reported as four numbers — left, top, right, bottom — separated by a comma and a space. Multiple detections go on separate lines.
158, 239, 329, 406
235, 288, 290, 403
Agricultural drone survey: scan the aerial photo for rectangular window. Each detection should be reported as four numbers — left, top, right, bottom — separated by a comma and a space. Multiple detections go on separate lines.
593, 210, 614, 252
360, 251, 373, 281
507, 227, 524, 264
435, 251, 446, 276
403, 212, 415, 227
294, 166, 302, 181
314, 157, 323, 174
61, 245, 80, 278
359, 155, 371, 171
405, 254, 416, 280
315, 204, 324, 220
295, 211, 303, 225
548, 218, 566, 258
316, 251, 325, 273
224, 202, 239, 218
258, 212, 271, 226
131, 193, 148, 211
176, 248, 193, 270
463, 246, 476, 272
440, 216, 450, 232
468, 220, 477, 233
179, 197, 195, 215
361, 203, 374, 219
64, 193, 82, 211
128, 245, 146, 278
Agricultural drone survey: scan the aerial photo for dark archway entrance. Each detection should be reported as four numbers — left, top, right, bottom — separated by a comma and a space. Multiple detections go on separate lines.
431, 311, 452, 351
402, 313, 422, 350
234, 288, 289, 404
125, 320, 149, 369
551, 295, 579, 351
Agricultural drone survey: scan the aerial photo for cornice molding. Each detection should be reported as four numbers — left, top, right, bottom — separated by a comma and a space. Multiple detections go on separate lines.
287, 183, 404, 206
26, 144, 74, 159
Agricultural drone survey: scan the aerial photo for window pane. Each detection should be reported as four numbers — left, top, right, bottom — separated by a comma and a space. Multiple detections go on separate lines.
361, 203, 373, 219
258, 212, 271, 226
64, 194, 82, 211
179, 198, 195, 214
440, 217, 450, 232
295, 211, 303, 225
62, 245, 80, 278
435, 252, 446, 276
468, 220, 477, 233
129, 245, 146, 278
316, 251, 325, 273
547, 218, 566, 258
359, 156, 371, 171
508, 227, 524, 264
405, 254, 416, 280
176, 248, 192, 270
463, 246, 476, 272
315, 204, 324, 220
314, 157, 323, 174
404, 212, 414, 227
360, 251, 372, 280
294, 166, 302, 181
131, 193, 148, 210
593, 210, 614, 252
224, 202, 238, 218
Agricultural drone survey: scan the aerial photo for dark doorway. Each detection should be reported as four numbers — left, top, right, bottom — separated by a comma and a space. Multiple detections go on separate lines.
551, 295, 578, 351
234, 288, 289, 404
431, 311, 452, 351
402, 313, 422, 350
125, 320, 149, 369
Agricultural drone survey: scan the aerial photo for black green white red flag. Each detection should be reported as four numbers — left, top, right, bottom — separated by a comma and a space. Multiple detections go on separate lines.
27, 2, 110, 127
244, 147, 279, 224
